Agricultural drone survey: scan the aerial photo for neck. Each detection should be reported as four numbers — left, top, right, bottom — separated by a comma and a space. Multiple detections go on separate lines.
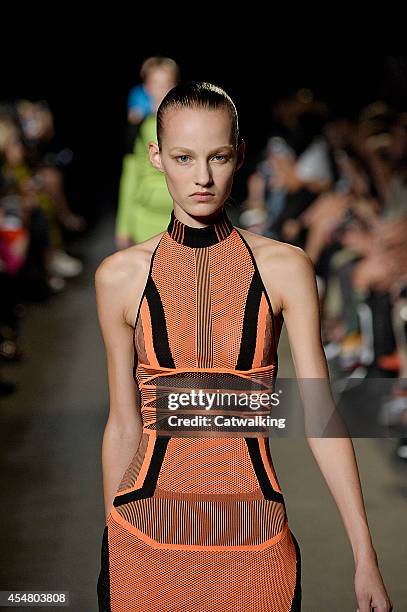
173, 206, 225, 228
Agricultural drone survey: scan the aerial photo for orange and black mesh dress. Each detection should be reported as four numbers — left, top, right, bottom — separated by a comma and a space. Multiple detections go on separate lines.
97, 207, 301, 611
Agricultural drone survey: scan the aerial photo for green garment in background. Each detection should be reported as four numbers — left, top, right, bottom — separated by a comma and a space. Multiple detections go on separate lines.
115, 114, 173, 243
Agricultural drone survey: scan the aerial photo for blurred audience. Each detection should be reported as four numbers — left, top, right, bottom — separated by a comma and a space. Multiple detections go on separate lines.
240, 92, 407, 460
0, 100, 87, 396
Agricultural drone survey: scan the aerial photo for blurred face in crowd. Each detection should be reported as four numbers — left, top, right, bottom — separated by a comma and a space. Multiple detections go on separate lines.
324, 118, 353, 149
144, 68, 178, 112
149, 106, 244, 221
5, 139, 26, 166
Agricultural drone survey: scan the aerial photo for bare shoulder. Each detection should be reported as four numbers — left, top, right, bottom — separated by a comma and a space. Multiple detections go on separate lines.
234, 226, 316, 313
95, 233, 162, 285
236, 226, 313, 272
95, 232, 164, 326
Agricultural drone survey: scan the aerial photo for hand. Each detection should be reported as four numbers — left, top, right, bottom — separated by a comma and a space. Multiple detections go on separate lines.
341, 226, 372, 254
301, 191, 349, 227
355, 558, 393, 611
372, 219, 407, 247
269, 154, 302, 192
281, 218, 302, 241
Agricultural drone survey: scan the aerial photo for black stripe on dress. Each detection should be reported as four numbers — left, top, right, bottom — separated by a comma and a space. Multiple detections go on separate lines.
113, 436, 170, 506
236, 272, 262, 370
244, 437, 285, 503
145, 276, 175, 368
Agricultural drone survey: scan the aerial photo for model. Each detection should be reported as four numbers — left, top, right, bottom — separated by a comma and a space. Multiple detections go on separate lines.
95, 81, 393, 611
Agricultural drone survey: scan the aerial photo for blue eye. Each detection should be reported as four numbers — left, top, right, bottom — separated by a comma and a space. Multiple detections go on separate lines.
176, 155, 190, 163
213, 154, 227, 161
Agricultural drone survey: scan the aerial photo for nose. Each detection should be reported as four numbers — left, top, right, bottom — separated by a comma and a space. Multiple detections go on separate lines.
194, 160, 213, 188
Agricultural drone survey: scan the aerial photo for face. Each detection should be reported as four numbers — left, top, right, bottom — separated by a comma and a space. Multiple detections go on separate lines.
5, 139, 25, 165
144, 68, 178, 111
149, 106, 245, 220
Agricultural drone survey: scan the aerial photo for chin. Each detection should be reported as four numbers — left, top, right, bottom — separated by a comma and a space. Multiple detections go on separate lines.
184, 201, 224, 218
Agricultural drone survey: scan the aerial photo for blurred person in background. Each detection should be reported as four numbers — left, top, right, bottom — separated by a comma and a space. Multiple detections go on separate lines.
15, 100, 86, 278
240, 96, 407, 453
337, 107, 407, 371
241, 90, 335, 247
2, 101, 85, 281
16, 100, 86, 231
0, 95, 91, 395
1, 128, 71, 295
115, 56, 180, 250
0, 145, 25, 395
305, 106, 407, 366
0, 97, 89, 390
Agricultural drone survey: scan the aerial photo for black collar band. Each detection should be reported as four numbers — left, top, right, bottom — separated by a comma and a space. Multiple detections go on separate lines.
166, 207, 234, 247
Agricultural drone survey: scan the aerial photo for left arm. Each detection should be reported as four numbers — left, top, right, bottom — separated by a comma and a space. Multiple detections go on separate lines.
263, 244, 393, 612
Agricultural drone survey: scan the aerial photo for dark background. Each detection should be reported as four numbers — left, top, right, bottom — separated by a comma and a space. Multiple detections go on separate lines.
2, 11, 407, 225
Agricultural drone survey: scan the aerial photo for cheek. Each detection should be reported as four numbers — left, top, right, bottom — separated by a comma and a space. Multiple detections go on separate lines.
164, 168, 188, 191
214, 164, 235, 186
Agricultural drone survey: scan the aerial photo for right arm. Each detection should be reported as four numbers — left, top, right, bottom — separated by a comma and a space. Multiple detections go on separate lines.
95, 253, 144, 521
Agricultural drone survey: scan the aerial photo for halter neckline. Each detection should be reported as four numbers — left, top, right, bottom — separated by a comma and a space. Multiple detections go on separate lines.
166, 207, 234, 248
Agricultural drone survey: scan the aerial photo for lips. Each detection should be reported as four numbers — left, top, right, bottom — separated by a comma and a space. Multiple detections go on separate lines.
190, 193, 215, 201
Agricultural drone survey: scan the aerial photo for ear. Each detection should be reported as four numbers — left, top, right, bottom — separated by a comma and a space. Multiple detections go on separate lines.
235, 138, 246, 172
148, 141, 164, 172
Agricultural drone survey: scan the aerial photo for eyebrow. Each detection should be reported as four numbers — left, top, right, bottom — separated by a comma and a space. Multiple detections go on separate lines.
169, 145, 234, 154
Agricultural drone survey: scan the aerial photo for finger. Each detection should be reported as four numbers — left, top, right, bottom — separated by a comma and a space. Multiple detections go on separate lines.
371, 597, 393, 611
356, 594, 372, 612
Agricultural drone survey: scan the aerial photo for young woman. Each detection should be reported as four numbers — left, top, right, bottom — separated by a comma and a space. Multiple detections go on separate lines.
95, 81, 393, 611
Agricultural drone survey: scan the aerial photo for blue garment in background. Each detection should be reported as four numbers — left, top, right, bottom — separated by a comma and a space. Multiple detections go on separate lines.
127, 84, 153, 118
